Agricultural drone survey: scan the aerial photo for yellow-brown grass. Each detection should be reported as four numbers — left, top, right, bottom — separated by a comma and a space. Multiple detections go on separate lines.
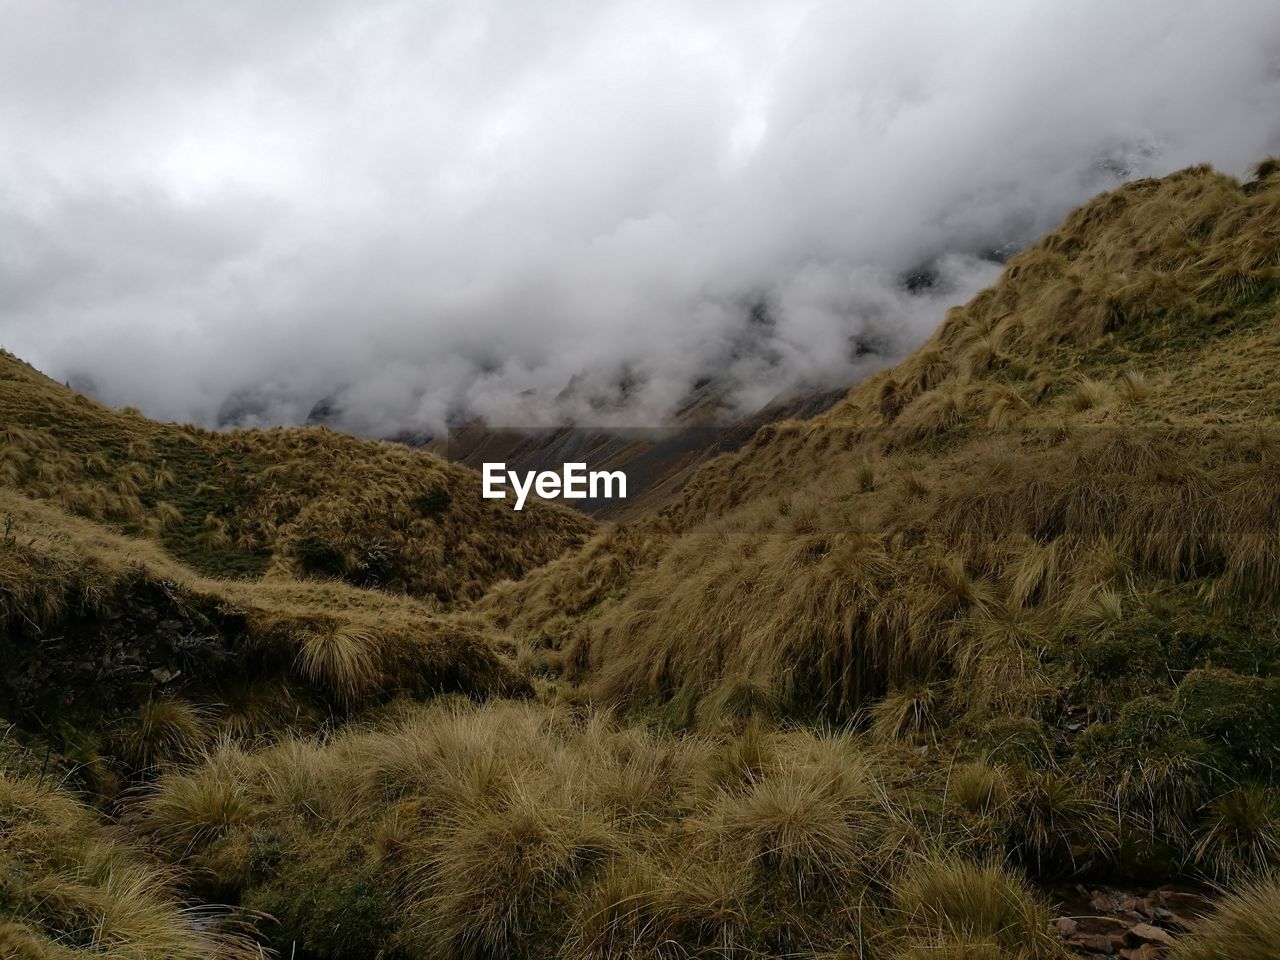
0, 766, 262, 957
0, 486, 529, 715
1171, 875, 1280, 960
0, 347, 592, 602
478, 164, 1280, 725
5, 160, 1280, 958
122, 699, 1109, 958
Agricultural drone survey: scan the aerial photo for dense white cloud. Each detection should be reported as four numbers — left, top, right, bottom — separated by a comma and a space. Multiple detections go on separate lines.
1, 0, 1278, 432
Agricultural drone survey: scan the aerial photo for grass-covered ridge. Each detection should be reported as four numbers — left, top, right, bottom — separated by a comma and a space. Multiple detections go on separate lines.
484, 162, 1280, 720
0, 487, 531, 736
3, 159, 1280, 957
0, 351, 592, 600
473, 161, 1280, 920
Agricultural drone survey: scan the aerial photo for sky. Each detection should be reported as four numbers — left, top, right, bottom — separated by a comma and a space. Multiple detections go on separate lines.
2, 0, 1279, 434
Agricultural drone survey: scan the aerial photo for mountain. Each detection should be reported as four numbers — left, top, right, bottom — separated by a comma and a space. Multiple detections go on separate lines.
438, 381, 847, 519
3, 159, 1280, 959
487, 161, 1280, 719
0, 351, 591, 601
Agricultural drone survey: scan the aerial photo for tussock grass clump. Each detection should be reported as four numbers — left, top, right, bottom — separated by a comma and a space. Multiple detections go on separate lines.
1067, 377, 1109, 411
1171, 875, 1280, 960
409, 779, 617, 956
1250, 156, 1280, 182
703, 715, 778, 790
141, 743, 258, 857
870, 683, 942, 743
1005, 768, 1117, 876
714, 769, 865, 894
899, 387, 965, 439
568, 855, 752, 960
892, 858, 1063, 959
947, 762, 1011, 817
114, 697, 213, 771
251, 736, 351, 821
1118, 369, 1152, 403
696, 673, 781, 729
294, 621, 384, 706
1191, 784, 1280, 881
0, 767, 262, 957
216, 678, 320, 740
856, 459, 878, 492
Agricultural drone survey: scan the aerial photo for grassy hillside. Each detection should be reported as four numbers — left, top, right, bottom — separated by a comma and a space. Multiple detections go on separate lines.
473, 162, 1280, 910
486, 162, 1280, 716
4, 159, 1280, 958
0, 352, 591, 601
0, 487, 531, 722
0, 362, 594, 954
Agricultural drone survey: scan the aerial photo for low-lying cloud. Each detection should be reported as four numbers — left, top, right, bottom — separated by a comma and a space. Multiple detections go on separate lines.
2, 1, 1279, 434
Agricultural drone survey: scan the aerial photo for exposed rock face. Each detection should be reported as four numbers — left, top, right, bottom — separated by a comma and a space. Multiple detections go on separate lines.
1, 577, 243, 722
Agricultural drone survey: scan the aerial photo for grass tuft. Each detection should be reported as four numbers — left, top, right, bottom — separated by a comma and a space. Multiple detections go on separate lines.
1172, 875, 1280, 960
893, 857, 1063, 959
114, 697, 212, 772
1191, 784, 1280, 881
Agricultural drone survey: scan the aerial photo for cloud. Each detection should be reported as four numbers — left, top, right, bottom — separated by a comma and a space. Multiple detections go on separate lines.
1, 0, 1278, 433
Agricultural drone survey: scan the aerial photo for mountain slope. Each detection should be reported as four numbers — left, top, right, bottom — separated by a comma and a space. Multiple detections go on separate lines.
483, 161, 1280, 715
473, 163, 1280, 896
0, 351, 592, 602
4, 160, 1280, 958
0, 482, 536, 747
439, 384, 847, 520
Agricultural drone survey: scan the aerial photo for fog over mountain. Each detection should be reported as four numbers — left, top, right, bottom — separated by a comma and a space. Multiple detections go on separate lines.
2, 1, 1279, 433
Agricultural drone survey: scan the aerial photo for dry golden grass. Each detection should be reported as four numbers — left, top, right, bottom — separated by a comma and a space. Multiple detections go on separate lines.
113, 698, 214, 772
120, 699, 1111, 958
478, 164, 1280, 729
892, 857, 1064, 959
1190, 784, 1280, 881
946, 762, 1011, 818
127, 702, 891, 955
0, 486, 529, 718
139, 741, 260, 858
5, 161, 1280, 957
0, 348, 592, 601
1171, 875, 1280, 960
0, 766, 262, 957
